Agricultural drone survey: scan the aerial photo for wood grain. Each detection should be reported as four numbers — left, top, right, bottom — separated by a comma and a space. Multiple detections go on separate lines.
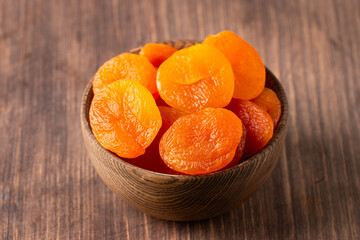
0, 0, 359, 239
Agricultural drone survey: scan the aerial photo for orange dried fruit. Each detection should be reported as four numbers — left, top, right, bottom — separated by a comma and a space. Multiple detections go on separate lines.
203, 31, 265, 100
227, 99, 273, 158
93, 53, 157, 96
124, 140, 182, 175
139, 43, 178, 68
157, 106, 188, 136
251, 87, 281, 127
89, 79, 162, 158
156, 44, 234, 113
223, 123, 246, 169
125, 106, 187, 175
159, 108, 243, 175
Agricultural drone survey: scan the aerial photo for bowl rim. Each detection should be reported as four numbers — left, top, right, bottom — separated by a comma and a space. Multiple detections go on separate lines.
80, 41, 288, 179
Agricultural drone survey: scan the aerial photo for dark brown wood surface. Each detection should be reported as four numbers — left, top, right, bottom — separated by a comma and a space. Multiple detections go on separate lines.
0, 0, 359, 239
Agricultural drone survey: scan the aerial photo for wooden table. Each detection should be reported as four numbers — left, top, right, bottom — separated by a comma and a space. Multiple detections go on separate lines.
1, 0, 359, 239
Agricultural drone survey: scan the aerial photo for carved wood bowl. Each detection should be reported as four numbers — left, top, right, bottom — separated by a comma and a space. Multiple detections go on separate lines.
80, 40, 289, 221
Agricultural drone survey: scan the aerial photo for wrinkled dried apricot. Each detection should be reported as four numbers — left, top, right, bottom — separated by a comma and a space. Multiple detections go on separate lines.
89, 79, 162, 158
227, 99, 273, 158
223, 123, 246, 169
90, 35, 277, 175
139, 43, 178, 68
251, 87, 281, 127
157, 106, 188, 136
125, 140, 181, 175
125, 106, 187, 174
93, 53, 157, 96
203, 31, 265, 100
159, 108, 243, 175
156, 44, 234, 113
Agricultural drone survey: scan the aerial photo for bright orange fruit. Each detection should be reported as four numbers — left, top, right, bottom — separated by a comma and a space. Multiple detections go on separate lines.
251, 87, 281, 127
222, 123, 247, 169
156, 44, 234, 113
159, 108, 243, 175
89, 79, 162, 158
93, 53, 157, 96
157, 106, 188, 136
139, 43, 178, 68
227, 99, 273, 157
203, 31, 265, 100
125, 106, 187, 175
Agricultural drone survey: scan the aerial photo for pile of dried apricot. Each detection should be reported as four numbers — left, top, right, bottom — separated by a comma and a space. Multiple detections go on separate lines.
89, 30, 281, 175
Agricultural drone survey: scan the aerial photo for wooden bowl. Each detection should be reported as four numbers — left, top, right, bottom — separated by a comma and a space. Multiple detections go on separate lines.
80, 40, 289, 221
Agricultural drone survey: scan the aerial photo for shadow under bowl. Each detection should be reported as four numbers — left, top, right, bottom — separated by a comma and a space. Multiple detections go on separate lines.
80, 40, 289, 221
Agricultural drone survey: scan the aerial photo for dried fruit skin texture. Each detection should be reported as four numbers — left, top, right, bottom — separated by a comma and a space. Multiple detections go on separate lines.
125, 106, 187, 175
93, 53, 157, 96
159, 108, 243, 175
158, 106, 188, 136
227, 99, 273, 157
223, 123, 246, 169
203, 31, 265, 100
89, 79, 162, 158
156, 44, 234, 113
251, 87, 281, 127
139, 43, 178, 68
124, 140, 182, 175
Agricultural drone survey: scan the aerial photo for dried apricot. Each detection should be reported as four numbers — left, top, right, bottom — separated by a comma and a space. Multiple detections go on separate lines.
89, 79, 162, 158
125, 106, 187, 175
156, 44, 234, 113
93, 53, 157, 96
227, 99, 273, 157
159, 108, 243, 175
157, 106, 188, 136
203, 31, 265, 100
139, 43, 178, 68
223, 123, 246, 169
251, 87, 281, 127
124, 141, 182, 175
